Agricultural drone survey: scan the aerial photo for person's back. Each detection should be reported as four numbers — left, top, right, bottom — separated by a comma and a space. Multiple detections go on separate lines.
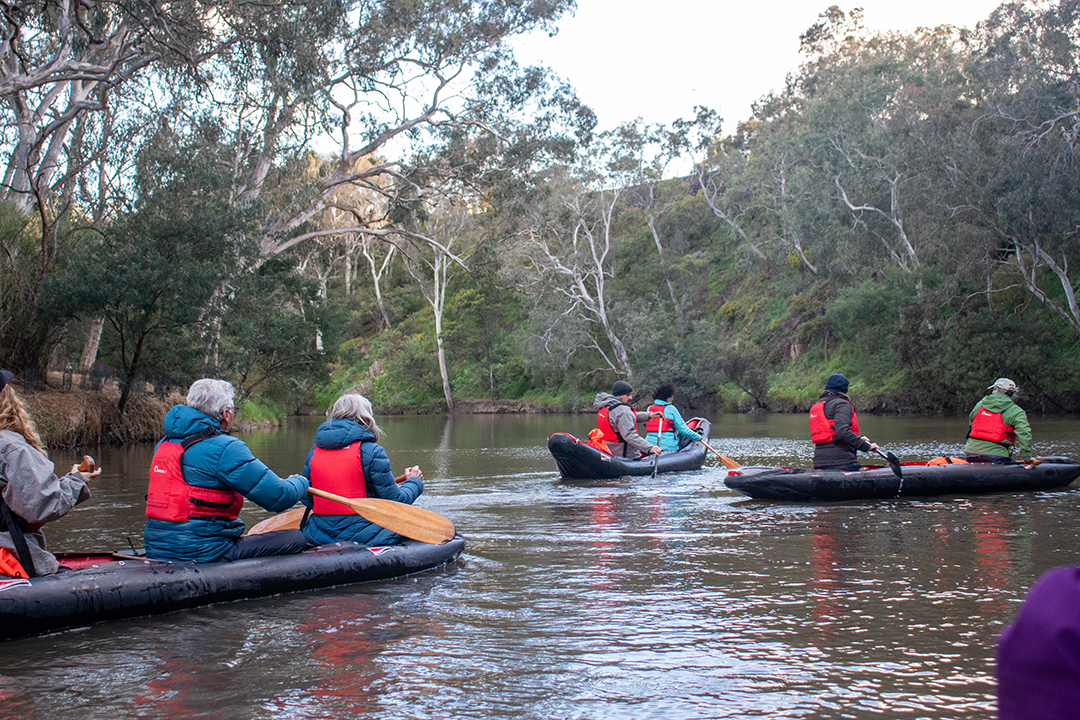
593, 381, 660, 459
302, 395, 423, 547
0, 369, 98, 577
810, 374, 877, 471
965, 378, 1031, 464
301, 420, 423, 546
143, 380, 308, 563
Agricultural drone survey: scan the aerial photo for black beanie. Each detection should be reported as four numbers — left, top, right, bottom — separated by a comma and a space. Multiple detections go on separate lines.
612, 380, 633, 396
824, 373, 849, 393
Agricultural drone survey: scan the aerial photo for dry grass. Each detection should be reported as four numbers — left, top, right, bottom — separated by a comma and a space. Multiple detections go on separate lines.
21, 389, 173, 449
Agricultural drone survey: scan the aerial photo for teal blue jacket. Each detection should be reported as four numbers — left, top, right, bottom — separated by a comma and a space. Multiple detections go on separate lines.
143, 405, 310, 562
300, 418, 423, 546
644, 399, 700, 452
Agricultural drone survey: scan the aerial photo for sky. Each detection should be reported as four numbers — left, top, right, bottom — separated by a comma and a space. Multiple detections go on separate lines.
512, 0, 1007, 133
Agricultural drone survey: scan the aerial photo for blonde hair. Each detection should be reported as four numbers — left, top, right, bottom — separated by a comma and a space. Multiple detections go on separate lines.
0, 386, 45, 453
329, 394, 382, 442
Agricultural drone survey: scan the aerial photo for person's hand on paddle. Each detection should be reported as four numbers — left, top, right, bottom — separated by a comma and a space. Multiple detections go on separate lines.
862, 437, 880, 452
649, 445, 661, 456
648, 411, 663, 419
396, 465, 422, 483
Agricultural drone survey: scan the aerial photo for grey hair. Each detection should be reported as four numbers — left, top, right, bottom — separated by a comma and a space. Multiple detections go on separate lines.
186, 379, 236, 421
329, 393, 382, 441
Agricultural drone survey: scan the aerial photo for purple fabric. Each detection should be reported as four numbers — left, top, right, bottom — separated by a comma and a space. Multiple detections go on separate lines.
998, 565, 1080, 719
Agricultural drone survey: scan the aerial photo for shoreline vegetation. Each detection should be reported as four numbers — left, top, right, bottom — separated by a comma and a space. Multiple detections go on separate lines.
23, 379, 1064, 452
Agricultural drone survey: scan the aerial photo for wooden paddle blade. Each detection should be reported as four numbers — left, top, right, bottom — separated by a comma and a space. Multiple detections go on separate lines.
308, 488, 455, 545
247, 507, 304, 535
700, 440, 741, 468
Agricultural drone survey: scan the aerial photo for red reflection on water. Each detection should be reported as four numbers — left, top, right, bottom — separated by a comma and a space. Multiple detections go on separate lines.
971, 507, 1014, 613
298, 594, 387, 717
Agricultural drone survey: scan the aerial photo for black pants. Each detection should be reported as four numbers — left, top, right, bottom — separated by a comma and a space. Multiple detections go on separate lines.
219, 529, 308, 561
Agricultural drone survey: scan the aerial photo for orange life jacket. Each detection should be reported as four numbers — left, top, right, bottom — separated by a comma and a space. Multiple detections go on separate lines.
644, 404, 672, 435
309, 441, 367, 514
809, 398, 860, 444
0, 548, 28, 579
587, 429, 613, 455
596, 406, 624, 443
145, 430, 245, 522
968, 406, 1017, 445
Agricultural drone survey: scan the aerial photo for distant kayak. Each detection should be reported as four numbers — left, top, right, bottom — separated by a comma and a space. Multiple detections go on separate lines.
548, 418, 711, 479
723, 456, 1080, 501
0, 536, 465, 641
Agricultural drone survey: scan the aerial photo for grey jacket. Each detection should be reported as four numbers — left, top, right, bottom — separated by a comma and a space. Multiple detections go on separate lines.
593, 392, 654, 458
0, 430, 91, 575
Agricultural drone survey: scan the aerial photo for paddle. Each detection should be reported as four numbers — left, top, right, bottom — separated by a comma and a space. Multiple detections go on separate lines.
652, 451, 658, 478
248, 507, 304, 535
873, 448, 903, 479
698, 439, 741, 469
308, 487, 456, 545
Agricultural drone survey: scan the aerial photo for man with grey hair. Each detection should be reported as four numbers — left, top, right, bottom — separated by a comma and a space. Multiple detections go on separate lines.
143, 378, 310, 562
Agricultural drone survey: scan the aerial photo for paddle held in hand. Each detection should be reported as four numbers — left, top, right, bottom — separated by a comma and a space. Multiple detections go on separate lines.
699, 440, 741, 469
308, 487, 456, 545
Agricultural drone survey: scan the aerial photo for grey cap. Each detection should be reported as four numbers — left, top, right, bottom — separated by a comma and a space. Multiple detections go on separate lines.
989, 378, 1018, 394
611, 380, 634, 396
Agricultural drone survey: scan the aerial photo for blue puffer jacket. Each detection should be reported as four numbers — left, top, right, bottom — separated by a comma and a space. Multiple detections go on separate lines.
143, 405, 310, 562
300, 418, 423, 547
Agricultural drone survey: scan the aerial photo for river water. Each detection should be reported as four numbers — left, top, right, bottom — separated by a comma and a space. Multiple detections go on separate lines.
2, 412, 1080, 719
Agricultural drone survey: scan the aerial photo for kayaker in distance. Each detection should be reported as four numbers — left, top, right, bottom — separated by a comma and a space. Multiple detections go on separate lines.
0, 368, 100, 578
593, 380, 661, 459
809, 373, 880, 471
645, 383, 703, 452
143, 378, 310, 562
300, 393, 424, 547
964, 378, 1032, 464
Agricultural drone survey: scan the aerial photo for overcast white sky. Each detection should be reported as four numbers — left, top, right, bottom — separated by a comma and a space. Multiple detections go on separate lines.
512, 1, 1006, 133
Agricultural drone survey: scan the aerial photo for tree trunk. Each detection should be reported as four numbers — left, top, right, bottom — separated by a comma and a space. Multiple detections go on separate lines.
79, 316, 105, 374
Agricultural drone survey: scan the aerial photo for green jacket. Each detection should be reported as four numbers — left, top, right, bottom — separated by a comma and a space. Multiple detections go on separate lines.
965, 393, 1032, 460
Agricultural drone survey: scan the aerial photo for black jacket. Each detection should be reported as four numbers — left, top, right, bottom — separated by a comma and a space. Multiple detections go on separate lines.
812, 391, 871, 469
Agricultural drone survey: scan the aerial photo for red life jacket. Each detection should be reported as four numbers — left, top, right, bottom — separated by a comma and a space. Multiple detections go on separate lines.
809, 398, 860, 444
645, 404, 672, 435
968, 406, 1017, 445
145, 430, 245, 522
596, 406, 624, 443
309, 441, 367, 515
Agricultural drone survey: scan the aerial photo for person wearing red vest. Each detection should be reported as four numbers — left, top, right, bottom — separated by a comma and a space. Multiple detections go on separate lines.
0, 369, 98, 578
809, 373, 879, 471
143, 379, 309, 563
301, 394, 424, 547
965, 378, 1031, 464
644, 383, 702, 452
593, 380, 661, 459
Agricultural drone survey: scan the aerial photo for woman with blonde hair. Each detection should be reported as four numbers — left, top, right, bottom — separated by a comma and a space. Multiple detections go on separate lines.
300, 393, 424, 546
0, 369, 100, 577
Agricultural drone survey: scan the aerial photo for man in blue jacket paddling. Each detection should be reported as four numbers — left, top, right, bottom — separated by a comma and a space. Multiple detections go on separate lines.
143, 379, 310, 562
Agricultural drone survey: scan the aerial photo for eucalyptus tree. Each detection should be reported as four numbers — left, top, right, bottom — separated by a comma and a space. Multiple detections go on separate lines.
506, 164, 633, 378
788, 8, 972, 276
0, 0, 240, 368
959, 0, 1080, 336
2, 0, 592, 374
401, 198, 482, 411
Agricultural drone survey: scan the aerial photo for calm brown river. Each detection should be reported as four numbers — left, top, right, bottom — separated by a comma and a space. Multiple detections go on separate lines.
2, 412, 1079, 719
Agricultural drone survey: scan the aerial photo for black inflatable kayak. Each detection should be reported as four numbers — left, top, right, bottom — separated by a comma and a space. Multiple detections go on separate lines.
0, 535, 465, 640
548, 418, 711, 479
723, 457, 1080, 501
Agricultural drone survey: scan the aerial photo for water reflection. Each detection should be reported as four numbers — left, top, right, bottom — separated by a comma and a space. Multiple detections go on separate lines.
3, 412, 1080, 718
